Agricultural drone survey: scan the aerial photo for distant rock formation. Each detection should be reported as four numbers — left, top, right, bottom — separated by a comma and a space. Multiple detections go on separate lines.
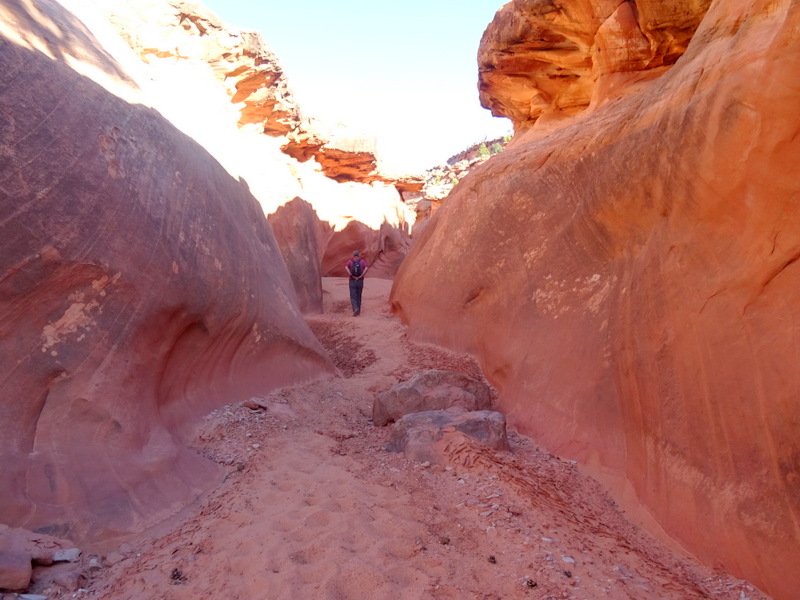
392, 2, 800, 599
398, 138, 511, 228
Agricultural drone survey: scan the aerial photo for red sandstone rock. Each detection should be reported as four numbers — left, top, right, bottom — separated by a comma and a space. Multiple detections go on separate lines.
58, 0, 418, 280
284, 129, 384, 184
478, 0, 711, 130
373, 370, 493, 426
0, 551, 31, 592
0, 1, 334, 546
0, 525, 80, 592
393, 2, 800, 598
268, 198, 332, 314
320, 220, 411, 281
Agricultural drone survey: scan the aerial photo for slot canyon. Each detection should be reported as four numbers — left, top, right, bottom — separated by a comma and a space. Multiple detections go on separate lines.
0, 1, 797, 599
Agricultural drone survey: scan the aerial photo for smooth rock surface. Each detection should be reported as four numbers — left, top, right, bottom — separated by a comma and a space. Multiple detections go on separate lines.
393, 2, 800, 598
268, 197, 331, 314
320, 219, 412, 280
0, 0, 334, 545
373, 370, 493, 426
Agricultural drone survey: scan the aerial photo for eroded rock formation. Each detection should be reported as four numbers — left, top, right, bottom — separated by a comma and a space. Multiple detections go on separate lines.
393, 1, 800, 599
479, 0, 712, 131
267, 198, 331, 314
57, 0, 418, 275
0, 0, 335, 544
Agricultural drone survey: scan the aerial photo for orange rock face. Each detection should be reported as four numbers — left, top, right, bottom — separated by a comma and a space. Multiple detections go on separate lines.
0, 1, 333, 545
393, 2, 800, 598
479, 0, 711, 130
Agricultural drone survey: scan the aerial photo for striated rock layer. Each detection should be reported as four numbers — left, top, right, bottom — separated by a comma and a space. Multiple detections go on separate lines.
56, 0, 418, 292
0, 0, 334, 545
393, 1, 800, 599
479, 0, 712, 131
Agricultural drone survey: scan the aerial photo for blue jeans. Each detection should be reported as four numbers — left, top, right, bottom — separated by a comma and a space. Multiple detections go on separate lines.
349, 278, 364, 313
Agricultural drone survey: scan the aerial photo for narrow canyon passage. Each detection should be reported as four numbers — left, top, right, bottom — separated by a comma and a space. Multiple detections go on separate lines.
80, 279, 766, 600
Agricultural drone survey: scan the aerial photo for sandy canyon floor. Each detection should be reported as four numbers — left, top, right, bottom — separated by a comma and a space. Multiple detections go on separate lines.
68, 278, 766, 600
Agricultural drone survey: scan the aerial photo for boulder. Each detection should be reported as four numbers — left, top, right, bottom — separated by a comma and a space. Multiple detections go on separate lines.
392, 1, 800, 597
386, 409, 509, 465
0, 525, 80, 592
0, 551, 31, 592
373, 370, 493, 426
33, 561, 83, 593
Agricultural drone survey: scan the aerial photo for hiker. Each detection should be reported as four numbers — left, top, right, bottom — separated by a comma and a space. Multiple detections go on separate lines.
345, 250, 369, 316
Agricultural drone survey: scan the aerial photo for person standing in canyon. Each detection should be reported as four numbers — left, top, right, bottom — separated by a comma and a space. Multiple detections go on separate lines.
345, 250, 369, 316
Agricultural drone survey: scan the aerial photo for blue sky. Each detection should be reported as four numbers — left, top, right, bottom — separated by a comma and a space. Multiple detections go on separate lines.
201, 0, 511, 173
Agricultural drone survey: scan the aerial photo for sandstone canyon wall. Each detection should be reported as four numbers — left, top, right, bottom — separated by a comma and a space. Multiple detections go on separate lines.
0, 0, 417, 546
391, 1, 800, 599
54, 0, 418, 308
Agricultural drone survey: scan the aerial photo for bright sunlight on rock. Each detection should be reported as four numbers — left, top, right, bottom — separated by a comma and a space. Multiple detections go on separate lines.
1, 1, 797, 599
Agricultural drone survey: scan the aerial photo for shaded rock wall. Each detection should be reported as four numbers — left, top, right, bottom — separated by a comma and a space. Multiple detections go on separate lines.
392, 2, 800, 598
0, 0, 334, 545
268, 198, 331, 315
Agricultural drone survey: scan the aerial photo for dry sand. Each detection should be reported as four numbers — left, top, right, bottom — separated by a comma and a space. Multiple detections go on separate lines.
77, 278, 766, 600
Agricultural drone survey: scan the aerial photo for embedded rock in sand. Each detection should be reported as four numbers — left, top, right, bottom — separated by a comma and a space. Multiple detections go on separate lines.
479, 0, 711, 130
58, 0, 416, 277
373, 369, 493, 426
393, 2, 800, 599
386, 409, 509, 465
0, 1, 333, 545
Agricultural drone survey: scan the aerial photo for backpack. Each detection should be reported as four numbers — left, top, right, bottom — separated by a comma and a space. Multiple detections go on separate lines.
351, 259, 363, 277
